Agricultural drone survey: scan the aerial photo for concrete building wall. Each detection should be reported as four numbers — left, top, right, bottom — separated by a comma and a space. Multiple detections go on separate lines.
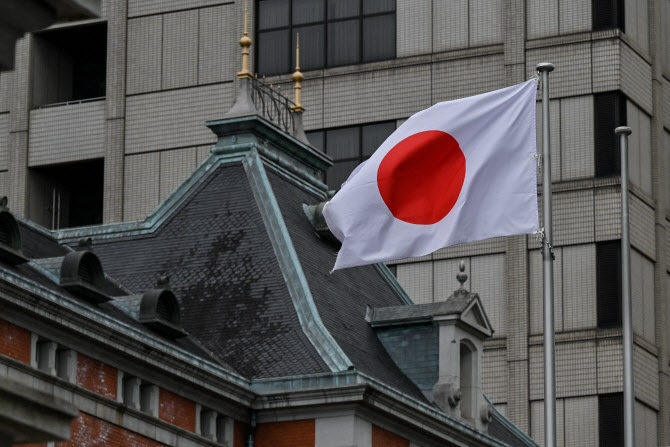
0, 0, 667, 444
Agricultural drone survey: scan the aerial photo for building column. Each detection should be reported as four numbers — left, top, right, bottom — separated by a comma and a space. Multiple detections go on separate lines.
503, 0, 530, 434
648, 0, 669, 442
103, 0, 127, 223
8, 36, 32, 218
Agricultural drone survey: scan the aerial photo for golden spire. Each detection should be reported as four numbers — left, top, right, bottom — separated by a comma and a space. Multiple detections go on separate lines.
237, 0, 252, 79
291, 33, 305, 113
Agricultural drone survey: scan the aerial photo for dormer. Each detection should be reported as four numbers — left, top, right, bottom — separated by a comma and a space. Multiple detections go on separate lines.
367, 261, 494, 432
0, 197, 28, 265
60, 238, 110, 304
138, 277, 187, 339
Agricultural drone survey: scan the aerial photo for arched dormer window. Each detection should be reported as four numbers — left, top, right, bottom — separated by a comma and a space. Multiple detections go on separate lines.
60, 238, 109, 303
139, 277, 187, 339
459, 339, 478, 422
0, 197, 27, 265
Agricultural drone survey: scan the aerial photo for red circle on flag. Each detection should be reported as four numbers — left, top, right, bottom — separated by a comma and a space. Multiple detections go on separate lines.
377, 130, 466, 225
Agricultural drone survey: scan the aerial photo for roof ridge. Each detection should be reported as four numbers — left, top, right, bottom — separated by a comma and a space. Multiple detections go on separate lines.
243, 149, 352, 372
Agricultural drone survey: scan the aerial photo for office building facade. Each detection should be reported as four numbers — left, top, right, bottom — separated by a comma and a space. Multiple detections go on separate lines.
0, 0, 669, 445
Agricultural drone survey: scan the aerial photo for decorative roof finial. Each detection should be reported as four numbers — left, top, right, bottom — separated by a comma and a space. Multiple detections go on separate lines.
291, 33, 305, 113
237, 0, 252, 79
457, 260, 467, 290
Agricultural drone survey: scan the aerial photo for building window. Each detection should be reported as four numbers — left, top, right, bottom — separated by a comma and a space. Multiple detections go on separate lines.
256, 0, 396, 76
596, 241, 622, 328
31, 23, 107, 108
594, 92, 627, 177
599, 393, 623, 447
28, 159, 104, 230
592, 0, 625, 31
307, 121, 395, 190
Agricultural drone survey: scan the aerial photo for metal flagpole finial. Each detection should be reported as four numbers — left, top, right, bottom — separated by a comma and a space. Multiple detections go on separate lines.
536, 62, 555, 73
615, 126, 632, 136
237, 0, 252, 79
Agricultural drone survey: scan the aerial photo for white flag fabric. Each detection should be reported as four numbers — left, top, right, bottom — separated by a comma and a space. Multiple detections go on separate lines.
323, 80, 538, 270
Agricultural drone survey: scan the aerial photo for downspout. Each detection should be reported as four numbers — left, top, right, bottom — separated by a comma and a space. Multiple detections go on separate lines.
246, 410, 257, 447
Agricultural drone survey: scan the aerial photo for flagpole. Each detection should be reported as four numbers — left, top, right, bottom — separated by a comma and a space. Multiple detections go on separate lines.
616, 126, 635, 447
537, 62, 556, 447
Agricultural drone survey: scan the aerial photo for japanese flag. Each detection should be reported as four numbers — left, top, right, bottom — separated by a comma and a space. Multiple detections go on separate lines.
323, 80, 538, 270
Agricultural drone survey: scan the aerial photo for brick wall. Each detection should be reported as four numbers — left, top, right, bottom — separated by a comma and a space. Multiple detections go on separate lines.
234, 420, 249, 447
76, 353, 117, 399
372, 425, 409, 447
158, 388, 196, 431
255, 419, 315, 447
55, 412, 167, 447
0, 319, 31, 364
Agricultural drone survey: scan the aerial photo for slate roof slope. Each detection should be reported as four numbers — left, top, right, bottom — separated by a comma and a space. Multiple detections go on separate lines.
266, 169, 428, 403
0, 224, 222, 365
92, 163, 330, 379
18, 222, 69, 259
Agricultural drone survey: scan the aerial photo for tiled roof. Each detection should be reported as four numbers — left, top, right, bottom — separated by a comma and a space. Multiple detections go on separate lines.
92, 163, 331, 379
267, 169, 427, 402
369, 291, 476, 324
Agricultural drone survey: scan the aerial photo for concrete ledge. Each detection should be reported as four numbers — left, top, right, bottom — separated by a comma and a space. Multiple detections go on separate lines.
0, 376, 78, 444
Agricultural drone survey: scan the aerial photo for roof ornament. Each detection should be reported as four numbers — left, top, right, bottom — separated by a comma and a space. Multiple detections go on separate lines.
290, 33, 309, 144
291, 33, 305, 114
237, 0, 252, 80
457, 260, 468, 290
77, 237, 92, 250
223, 0, 259, 118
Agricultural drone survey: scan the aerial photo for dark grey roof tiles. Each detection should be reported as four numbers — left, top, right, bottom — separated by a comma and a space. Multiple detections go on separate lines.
267, 169, 428, 402
370, 291, 476, 324
92, 163, 330, 379
18, 223, 69, 259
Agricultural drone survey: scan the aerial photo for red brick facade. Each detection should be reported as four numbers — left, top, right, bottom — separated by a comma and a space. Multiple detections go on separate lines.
76, 353, 117, 399
255, 419, 315, 447
54, 413, 168, 447
372, 424, 409, 447
0, 319, 31, 364
158, 388, 196, 432
234, 420, 249, 447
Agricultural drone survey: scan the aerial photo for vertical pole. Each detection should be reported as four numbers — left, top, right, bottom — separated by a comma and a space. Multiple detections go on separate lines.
536, 62, 556, 447
616, 125, 634, 447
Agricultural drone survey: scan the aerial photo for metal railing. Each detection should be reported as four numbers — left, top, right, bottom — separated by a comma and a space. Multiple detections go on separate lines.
250, 77, 295, 134
37, 96, 105, 109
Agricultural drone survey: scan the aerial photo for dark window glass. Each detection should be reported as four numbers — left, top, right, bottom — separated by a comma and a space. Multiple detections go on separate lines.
593, 0, 625, 32
328, 20, 360, 67
329, 160, 360, 189
599, 394, 623, 447
29, 159, 104, 229
31, 23, 107, 107
327, 127, 361, 159
362, 121, 395, 156
363, 15, 396, 62
306, 130, 324, 151
256, 0, 395, 75
597, 240, 622, 328
595, 92, 627, 177
327, 0, 360, 19
258, 30, 291, 75
363, 0, 395, 14
315, 121, 395, 189
293, 0, 325, 24
258, 0, 290, 29
292, 26, 325, 71
386, 264, 397, 276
